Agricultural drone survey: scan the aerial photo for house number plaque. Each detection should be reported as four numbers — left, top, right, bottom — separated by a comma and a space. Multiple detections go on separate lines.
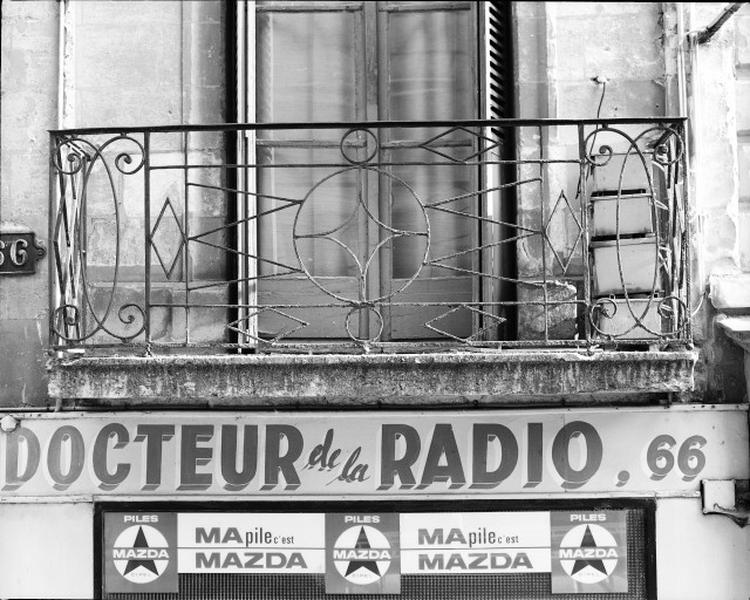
0, 232, 46, 275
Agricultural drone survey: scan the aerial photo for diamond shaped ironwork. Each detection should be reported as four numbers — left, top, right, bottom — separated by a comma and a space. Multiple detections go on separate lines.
419, 126, 502, 163
544, 190, 583, 275
227, 307, 309, 345
425, 305, 506, 343
150, 197, 185, 279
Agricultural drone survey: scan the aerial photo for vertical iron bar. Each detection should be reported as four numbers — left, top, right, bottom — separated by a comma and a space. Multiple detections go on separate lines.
245, 129, 257, 347
241, 2, 258, 348
471, 132, 481, 341
680, 121, 692, 342
183, 129, 190, 346
371, 1, 386, 340
144, 131, 152, 348
358, 161, 371, 339
48, 133, 57, 349
68, 148, 84, 341
368, 2, 382, 341
479, 123, 494, 341
80, 144, 89, 341
578, 123, 592, 344
236, 0, 248, 350
667, 128, 679, 338
57, 166, 69, 339
539, 124, 549, 342
472, 2, 482, 341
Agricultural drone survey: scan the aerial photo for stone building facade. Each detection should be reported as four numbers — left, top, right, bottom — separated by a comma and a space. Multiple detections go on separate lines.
1, 2, 749, 599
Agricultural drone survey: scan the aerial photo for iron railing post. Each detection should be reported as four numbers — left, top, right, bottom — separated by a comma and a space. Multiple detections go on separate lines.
578, 123, 592, 345
143, 130, 151, 350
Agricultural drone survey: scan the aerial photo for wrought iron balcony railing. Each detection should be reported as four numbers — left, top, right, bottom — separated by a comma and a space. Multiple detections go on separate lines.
50, 118, 690, 353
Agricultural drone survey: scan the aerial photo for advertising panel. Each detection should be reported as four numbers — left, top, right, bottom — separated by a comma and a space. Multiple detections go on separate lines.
400, 512, 550, 574
325, 513, 401, 594
177, 513, 325, 574
103, 512, 178, 594
551, 511, 628, 594
102, 510, 634, 596
3, 406, 746, 497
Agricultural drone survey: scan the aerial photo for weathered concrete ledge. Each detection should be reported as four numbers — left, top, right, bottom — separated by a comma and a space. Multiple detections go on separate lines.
46, 350, 698, 408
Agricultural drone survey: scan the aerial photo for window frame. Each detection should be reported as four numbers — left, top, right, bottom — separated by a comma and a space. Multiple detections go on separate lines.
234, 0, 512, 348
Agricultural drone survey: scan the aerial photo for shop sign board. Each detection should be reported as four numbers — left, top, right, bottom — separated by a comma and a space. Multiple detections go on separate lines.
2, 407, 747, 497
103, 510, 631, 595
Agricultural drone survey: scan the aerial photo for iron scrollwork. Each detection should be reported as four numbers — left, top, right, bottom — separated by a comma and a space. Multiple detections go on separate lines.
51, 133, 146, 345
49, 119, 690, 352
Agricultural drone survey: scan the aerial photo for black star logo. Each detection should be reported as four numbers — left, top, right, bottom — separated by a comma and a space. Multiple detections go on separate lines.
123, 527, 159, 576
570, 525, 608, 576
345, 527, 380, 577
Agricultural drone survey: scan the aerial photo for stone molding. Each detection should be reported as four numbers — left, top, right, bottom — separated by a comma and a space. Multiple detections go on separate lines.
47, 350, 697, 407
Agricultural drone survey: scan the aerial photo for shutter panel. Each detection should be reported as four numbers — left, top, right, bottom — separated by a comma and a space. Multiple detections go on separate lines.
481, 1, 516, 340
485, 1, 514, 121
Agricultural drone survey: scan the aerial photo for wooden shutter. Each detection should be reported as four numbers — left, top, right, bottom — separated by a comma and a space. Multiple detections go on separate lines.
480, 0, 516, 340
485, 1, 514, 121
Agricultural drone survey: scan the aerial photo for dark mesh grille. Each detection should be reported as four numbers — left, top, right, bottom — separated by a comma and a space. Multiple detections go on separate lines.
106, 510, 648, 600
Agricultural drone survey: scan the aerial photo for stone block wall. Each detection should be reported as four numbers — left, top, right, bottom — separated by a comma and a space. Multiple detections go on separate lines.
1, 0, 58, 406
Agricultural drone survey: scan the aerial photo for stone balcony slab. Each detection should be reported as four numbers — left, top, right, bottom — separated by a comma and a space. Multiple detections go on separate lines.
47, 350, 698, 408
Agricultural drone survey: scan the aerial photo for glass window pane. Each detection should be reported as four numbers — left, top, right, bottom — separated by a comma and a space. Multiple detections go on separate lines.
257, 147, 361, 278
384, 8, 476, 279
256, 10, 359, 129
391, 150, 475, 279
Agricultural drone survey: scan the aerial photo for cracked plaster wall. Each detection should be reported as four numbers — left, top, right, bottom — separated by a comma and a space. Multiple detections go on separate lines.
682, 3, 750, 402
0, 0, 57, 407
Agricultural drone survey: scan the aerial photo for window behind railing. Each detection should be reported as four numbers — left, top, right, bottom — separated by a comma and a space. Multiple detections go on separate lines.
250, 1, 484, 342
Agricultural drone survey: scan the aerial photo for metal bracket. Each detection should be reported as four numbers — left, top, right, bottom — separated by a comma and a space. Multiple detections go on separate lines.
701, 479, 750, 527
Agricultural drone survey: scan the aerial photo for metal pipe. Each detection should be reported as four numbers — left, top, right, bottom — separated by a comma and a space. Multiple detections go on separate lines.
696, 2, 746, 45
